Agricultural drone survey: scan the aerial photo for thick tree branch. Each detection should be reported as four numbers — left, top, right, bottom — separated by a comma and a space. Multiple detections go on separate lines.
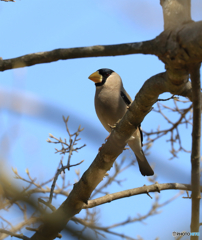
160, 0, 191, 29
157, 21, 202, 73
190, 63, 201, 239
160, 5, 201, 238
84, 183, 202, 209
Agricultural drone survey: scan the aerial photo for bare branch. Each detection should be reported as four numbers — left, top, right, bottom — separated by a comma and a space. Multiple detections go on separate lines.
143, 102, 192, 159
0, 40, 155, 72
73, 192, 182, 240
83, 183, 200, 209
0, 217, 37, 240
157, 94, 177, 102
0, 229, 29, 240
48, 159, 83, 204
161, 0, 191, 29
189, 63, 201, 238
47, 116, 85, 203
0, 0, 15, 2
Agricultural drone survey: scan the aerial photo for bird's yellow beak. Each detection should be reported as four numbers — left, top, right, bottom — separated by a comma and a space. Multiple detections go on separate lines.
88, 71, 102, 83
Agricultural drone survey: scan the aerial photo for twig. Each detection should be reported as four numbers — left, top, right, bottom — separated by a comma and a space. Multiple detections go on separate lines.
156, 94, 177, 102
38, 198, 56, 212
0, 229, 29, 239
47, 116, 85, 203
48, 159, 83, 203
143, 102, 192, 159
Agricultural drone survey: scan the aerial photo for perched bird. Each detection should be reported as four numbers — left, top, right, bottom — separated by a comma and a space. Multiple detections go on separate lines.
88, 68, 154, 176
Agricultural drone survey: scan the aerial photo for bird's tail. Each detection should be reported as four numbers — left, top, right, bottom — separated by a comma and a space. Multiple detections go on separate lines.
128, 140, 154, 176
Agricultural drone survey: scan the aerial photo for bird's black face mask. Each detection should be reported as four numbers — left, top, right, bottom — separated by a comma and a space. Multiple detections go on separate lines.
95, 68, 114, 86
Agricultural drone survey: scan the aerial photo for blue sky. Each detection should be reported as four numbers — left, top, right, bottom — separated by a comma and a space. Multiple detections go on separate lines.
0, 0, 202, 239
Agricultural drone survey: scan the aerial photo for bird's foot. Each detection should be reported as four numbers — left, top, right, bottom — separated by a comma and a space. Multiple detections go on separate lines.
108, 119, 121, 130
108, 123, 116, 129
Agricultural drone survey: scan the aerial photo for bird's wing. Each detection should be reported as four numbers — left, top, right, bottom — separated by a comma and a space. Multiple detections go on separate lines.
120, 90, 131, 106
120, 87, 132, 106
120, 88, 143, 144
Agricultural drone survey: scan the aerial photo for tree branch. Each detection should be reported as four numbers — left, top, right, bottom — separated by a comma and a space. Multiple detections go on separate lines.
160, 0, 191, 29
83, 183, 202, 209
0, 40, 156, 72
189, 63, 201, 239
0, 229, 29, 240
0, 21, 202, 72
0, 218, 37, 240
0, 0, 15, 2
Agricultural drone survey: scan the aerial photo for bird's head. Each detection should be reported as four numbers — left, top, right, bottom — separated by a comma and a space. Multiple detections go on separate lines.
88, 68, 114, 86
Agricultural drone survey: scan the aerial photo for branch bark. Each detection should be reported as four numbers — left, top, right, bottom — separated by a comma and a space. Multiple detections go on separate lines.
190, 63, 201, 239
160, 0, 191, 29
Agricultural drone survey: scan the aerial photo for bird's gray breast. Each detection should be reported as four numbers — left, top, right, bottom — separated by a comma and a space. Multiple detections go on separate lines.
95, 86, 127, 133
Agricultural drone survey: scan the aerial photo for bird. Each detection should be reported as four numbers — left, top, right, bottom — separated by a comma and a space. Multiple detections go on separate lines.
88, 68, 154, 176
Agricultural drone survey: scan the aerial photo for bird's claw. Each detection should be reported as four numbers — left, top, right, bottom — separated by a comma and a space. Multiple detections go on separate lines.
108, 123, 116, 129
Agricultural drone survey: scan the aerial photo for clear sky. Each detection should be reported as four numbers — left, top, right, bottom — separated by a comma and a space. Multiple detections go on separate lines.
0, 0, 202, 239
